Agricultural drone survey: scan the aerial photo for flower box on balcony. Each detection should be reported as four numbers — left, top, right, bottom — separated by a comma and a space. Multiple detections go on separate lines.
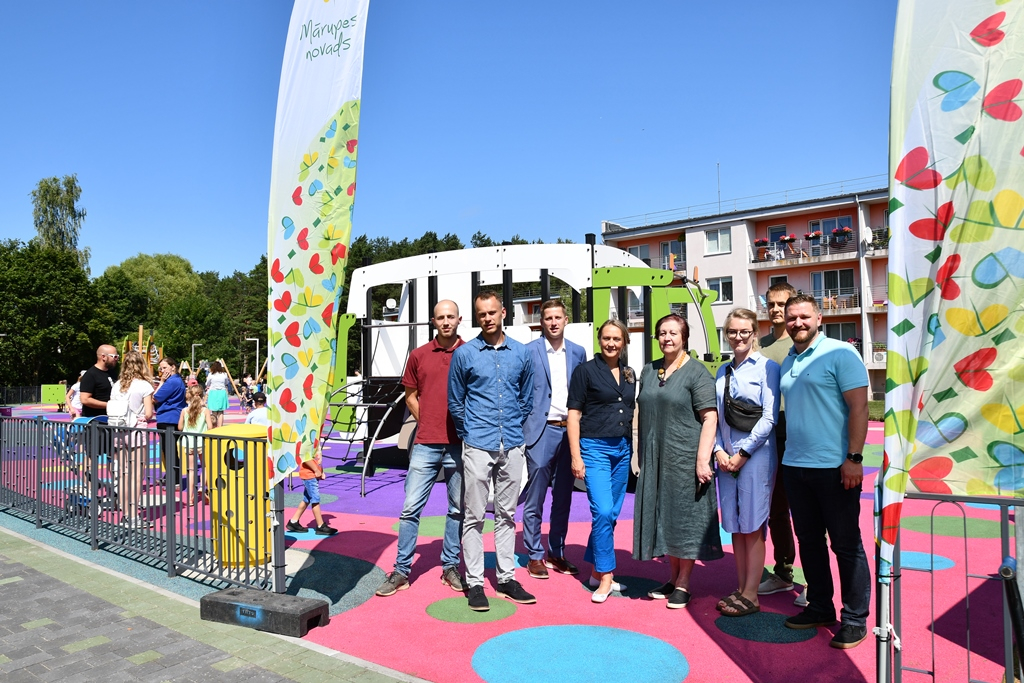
804, 230, 823, 240
754, 238, 769, 247
833, 227, 853, 235
778, 235, 797, 244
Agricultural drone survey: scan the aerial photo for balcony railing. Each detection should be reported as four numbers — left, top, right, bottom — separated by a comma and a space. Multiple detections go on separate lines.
868, 284, 888, 310
751, 236, 859, 264
815, 287, 860, 311
867, 227, 890, 251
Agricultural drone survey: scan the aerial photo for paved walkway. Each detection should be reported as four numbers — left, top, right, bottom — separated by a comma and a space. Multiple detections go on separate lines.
0, 528, 418, 683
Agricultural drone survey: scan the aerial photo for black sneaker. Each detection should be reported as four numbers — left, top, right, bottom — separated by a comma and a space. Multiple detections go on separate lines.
286, 520, 305, 533
666, 588, 691, 609
441, 566, 466, 592
467, 585, 489, 612
496, 579, 537, 604
784, 609, 837, 630
830, 624, 868, 649
315, 523, 337, 535
648, 581, 676, 600
375, 571, 409, 597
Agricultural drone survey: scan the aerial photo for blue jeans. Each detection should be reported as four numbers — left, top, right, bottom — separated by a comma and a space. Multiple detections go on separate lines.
581, 436, 631, 573
394, 443, 463, 576
783, 464, 871, 627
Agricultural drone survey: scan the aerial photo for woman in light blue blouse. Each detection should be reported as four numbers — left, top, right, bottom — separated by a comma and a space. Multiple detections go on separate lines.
713, 307, 780, 617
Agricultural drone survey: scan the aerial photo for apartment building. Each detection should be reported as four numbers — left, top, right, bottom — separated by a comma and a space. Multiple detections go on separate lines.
601, 188, 890, 399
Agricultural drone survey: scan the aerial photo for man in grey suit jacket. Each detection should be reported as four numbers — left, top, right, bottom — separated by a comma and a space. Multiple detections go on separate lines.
522, 299, 588, 579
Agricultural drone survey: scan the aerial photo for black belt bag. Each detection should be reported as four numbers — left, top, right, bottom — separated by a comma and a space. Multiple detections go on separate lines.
724, 366, 762, 432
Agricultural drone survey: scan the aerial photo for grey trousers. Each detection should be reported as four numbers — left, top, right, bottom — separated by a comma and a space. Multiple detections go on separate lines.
462, 443, 525, 587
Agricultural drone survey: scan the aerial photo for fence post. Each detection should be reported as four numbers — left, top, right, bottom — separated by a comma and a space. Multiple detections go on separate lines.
34, 416, 43, 528
272, 480, 286, 593
164, 424, 177, 577
89, 420, 99, 550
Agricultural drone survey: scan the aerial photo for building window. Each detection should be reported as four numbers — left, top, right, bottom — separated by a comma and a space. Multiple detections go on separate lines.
769, 275, 788, 287
627, 245, 649, 262
660, 239, 683, 270
767, 225, 787, 243
808, 216, 853, 236
824, 322, 857, 342
707, 276, 733, 304
705, 228, 731, 255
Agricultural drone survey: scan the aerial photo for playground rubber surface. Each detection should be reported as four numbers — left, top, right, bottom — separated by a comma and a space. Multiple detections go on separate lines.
1, 402, 1011, 682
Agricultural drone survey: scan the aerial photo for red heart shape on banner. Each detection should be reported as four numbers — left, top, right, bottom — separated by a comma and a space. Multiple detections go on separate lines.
331, 242, 347, 265
309, 253, 324, 274
895, 147, 942, 190
971, 12, 1006, 47
909, 201, 954, 241
292, 186, 303, 206
909, 457, 953, 495
321, 301, 334, 326
983, 79, 1023, 121
273, 290, 292, 312
285, 321, 302, 347
346, 138, 358, 153
271, 259, 284, 283
953, 347, 997, 390
880, 502, 903, 546
303, 373, 314, 400
347, 182, 356, 197
936, 254, 961, 300
296, 228, 309, 250
279, 388, 297, 413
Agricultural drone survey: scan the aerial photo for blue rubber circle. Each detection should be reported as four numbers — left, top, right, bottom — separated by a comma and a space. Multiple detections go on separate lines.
473, 625, 688, 683
899, 551, 954, 571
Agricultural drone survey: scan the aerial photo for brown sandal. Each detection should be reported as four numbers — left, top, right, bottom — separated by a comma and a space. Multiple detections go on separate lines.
721, 594, 760, 617
716, 590, 742, 612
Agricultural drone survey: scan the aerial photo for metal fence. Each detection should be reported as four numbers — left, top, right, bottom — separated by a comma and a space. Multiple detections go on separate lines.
0, 416, 284, 592
886, 492, 1017, 683
0, 386, 42, 406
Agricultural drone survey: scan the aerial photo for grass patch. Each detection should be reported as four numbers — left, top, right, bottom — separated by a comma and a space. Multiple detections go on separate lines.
868, 400, 885, 422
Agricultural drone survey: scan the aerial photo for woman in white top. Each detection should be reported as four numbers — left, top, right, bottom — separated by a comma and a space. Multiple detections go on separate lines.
109, 351, 154, 528
66, 370, 85, 419
205, 361, 231, 428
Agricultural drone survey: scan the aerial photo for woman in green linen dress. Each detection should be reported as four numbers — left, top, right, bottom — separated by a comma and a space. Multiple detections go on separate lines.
633, 314, 723, 609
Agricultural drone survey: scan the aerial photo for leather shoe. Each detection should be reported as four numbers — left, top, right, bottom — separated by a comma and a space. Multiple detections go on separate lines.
527, 559, 549, 579
544, 556, 579, 575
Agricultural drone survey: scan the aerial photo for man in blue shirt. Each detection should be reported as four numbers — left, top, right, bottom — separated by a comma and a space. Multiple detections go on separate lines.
449, 291, 535, 611
521, 300, 587, 580
779, 294, 870, 649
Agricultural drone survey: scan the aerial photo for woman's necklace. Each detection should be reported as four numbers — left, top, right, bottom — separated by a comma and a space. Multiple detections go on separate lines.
658, 354, 685, 387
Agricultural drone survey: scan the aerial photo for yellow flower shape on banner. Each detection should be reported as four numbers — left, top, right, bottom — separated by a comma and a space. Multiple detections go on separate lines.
946, 304, 1009, 336
981, 402, 1024, 434
992, 189, 1024, 227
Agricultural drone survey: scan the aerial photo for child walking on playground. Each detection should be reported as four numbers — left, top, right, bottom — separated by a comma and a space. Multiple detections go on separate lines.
286, 453, 338, 535
178, 385, 213, 506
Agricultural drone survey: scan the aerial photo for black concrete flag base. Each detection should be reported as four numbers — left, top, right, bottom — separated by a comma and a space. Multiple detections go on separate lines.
200, 587, 330, 637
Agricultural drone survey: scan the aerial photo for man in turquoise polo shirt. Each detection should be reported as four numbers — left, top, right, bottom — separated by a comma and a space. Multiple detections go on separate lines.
779, 293, 870, 650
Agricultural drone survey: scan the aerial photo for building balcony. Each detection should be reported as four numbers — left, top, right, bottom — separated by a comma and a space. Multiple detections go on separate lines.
865, 228, 889, 258
750, 237, 859, 269
867, 342, 887, 369
817, 287, 861, 314
867, 284, 888, 313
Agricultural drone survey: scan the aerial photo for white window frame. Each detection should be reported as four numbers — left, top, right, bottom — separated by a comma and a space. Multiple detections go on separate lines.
707, 276, 733, 304
705, 228, 732, 255
660, 239, 683, 270
627, 244, 650, 262
767, 225, 788, 243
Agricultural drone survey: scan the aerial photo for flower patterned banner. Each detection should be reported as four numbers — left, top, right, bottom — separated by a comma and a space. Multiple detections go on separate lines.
878, 0, 1024, 577
267, 0, 369, 487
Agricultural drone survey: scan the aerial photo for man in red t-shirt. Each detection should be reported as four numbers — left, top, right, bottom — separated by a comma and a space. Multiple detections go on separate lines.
376, 300, 466, 597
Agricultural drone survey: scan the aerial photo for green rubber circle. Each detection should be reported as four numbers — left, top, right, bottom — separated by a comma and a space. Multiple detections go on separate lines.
901, 515, 1008, 539
716, 611, 817, 643
396, 516, 493, 538
426, 596, 516, 623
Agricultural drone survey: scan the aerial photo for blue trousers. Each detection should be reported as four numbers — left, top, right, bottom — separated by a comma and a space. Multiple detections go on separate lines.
522, 424, 575, 560
394, 443, 463, 576
580, 436, 630, 573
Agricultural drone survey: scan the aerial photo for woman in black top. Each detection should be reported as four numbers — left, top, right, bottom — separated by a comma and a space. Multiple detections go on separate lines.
567, 319, 636, 603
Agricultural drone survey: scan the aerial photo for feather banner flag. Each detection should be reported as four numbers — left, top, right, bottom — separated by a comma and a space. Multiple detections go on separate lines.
878, 0, 1024, 578
266, 0, 369, 486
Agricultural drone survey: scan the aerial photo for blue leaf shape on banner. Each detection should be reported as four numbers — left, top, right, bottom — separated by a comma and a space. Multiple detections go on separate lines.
934, 71, 981, 111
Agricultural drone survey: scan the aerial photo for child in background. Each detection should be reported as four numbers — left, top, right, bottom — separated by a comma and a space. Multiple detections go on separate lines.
177, 385, 213, 506
244, 392, 270, 426
286, 453, 337, 535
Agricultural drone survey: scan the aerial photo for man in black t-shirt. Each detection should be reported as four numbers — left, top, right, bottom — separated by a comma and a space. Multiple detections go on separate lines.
79, 345, 120, 418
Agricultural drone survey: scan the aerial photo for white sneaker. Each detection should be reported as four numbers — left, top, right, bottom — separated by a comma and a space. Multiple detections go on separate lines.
757, 573, 794, 595
587, 576, 627, 592
794, 586, 808, 607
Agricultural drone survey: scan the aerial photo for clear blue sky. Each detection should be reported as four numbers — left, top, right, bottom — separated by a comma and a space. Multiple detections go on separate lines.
0, 1, 896, 277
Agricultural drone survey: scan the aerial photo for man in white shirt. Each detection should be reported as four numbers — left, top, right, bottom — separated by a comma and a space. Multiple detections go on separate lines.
521, 300, 587, 579
245, 393, 270, 426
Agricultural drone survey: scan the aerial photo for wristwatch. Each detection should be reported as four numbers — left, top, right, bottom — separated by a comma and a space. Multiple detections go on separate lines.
846, 452, 863, 464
